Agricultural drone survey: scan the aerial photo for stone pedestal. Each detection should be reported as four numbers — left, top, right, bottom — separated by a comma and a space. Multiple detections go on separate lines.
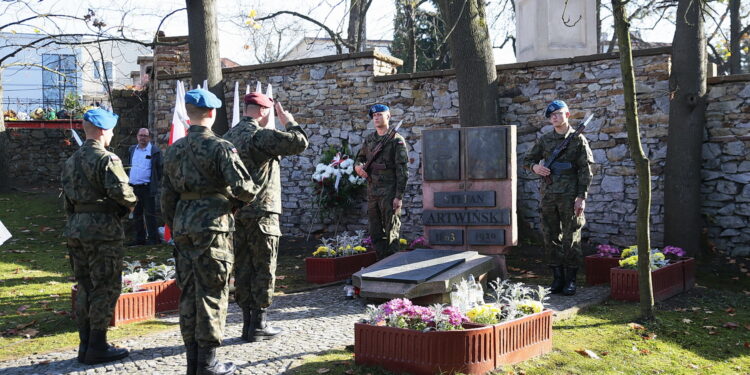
516, 0, 598, 62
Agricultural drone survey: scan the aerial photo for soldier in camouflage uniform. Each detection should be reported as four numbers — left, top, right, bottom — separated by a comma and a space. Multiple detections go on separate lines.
223, 92, 308, 342
62, 108, 136, 365
161, 89, 258, 375
523, 100, 593, 296
355, 104, 409, 259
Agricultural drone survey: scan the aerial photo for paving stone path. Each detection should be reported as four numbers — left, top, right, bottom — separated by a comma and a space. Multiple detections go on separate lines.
0, 283, 610, 375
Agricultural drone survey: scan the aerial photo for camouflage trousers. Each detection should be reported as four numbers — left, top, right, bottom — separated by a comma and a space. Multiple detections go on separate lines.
174, 232, 233, 347
68, 238, 123, 330
234, 214, 280, 311
540, 193, 585, 267
368, 194, 401, 259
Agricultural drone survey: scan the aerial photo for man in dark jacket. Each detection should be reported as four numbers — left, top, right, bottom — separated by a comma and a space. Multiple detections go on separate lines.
127, 128, 162, 245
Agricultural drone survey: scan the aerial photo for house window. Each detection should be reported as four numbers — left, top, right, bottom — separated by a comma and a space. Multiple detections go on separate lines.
42, 53, 77, 109
93, 61, 115, 81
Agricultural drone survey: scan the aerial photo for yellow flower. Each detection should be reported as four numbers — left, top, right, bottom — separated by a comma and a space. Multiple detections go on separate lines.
313, 246, 335, 257
248, 9, 257, 18
353, 246, 366, 252
517, 300, 543, 315
619, 255, 638, 269
399, 238, 407, 245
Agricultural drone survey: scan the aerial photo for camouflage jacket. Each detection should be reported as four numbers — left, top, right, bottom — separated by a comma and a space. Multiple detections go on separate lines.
61, 139, 137, 240
161, 125, 258, 236
355, 131, 409, 198
522, 126, 594, 198
223, 117, 308, 221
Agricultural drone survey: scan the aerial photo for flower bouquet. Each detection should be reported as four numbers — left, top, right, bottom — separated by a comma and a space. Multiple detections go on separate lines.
610, 245, 693, 302
305, 231, 377, 284
311, 144, 366, 218
584, 244, 623, 285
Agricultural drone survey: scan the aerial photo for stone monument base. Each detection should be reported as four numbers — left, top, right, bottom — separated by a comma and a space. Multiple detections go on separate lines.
352, 249, 497, 304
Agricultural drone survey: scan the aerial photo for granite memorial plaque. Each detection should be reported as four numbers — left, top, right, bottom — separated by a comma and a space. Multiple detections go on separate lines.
434, 191, 496, 207
428, 229, 464, 245
360, 249, 467, 283
422, 209, 511, 226
423, 129, 460, 181
467, 229, 506, 245
466, 127, 507, 179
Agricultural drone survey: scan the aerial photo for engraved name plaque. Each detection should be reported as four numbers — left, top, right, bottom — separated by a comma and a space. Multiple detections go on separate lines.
434, 191, 496, 208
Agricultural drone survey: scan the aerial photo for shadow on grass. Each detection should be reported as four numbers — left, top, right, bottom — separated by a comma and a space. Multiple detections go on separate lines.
287, 347, 394, 375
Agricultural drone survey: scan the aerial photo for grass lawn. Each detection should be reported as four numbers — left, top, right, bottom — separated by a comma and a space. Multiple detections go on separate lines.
0, 191, 317, 362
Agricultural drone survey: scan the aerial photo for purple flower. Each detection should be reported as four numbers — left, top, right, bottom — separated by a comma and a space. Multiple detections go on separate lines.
362, 236, 373, 249
663, 246, 685, 257
380, 298, 412, 316
441, 306, 468, 326
596, 244, 620, 257
410, 236, 428, 248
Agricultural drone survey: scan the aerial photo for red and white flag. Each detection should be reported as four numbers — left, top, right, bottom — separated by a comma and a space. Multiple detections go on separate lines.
168, 80, 189, 145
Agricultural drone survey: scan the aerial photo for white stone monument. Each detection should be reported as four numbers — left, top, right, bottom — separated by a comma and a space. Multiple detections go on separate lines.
516, 0, 598, 62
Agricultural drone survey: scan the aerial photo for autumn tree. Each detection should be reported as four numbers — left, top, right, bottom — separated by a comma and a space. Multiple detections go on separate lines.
391, 0, 450, 73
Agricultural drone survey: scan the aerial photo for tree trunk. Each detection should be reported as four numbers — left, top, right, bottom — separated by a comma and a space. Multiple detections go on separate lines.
186, 0, 228, 134
729, 0, 741, 74
612, 0, 654, 320
406, 1, 417, 73
436, 0, 498, 127
664, 0, 707, 258
347, 0, 369, 52
0, 70, 10, 193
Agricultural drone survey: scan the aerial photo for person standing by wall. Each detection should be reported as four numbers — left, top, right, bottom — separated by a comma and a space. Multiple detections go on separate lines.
127, 128, 162, 246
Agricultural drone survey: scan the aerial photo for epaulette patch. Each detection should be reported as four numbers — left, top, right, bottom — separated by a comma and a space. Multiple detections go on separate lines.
110, 154, 120, 161
231, 147, 238, 153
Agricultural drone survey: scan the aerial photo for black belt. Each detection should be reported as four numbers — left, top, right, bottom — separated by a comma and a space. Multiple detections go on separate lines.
130, 183, 150, 187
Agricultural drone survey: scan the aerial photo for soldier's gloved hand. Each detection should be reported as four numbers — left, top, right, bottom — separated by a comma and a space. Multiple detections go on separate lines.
532, 164, 551, 177
354, 165, 368, 178
574, 197, 585, 216
392, 198, 402, 212
275, 101, 294, 125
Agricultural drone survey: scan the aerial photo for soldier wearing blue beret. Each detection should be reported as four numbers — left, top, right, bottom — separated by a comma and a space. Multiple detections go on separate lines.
523, 100, 593, 296
162, 88, 258, 375
355, 104, 409, 259
62, 108, 137, 364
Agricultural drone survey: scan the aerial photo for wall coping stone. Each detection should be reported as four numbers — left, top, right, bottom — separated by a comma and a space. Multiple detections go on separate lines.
707, 74, 750, 84
374, 47, 674, 82
159, 50, 404, 80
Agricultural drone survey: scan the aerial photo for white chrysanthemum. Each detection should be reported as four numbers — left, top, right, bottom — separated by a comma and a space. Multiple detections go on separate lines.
348, 174, 357, 183
340, 159, 354, 168
321, 171, 332, 179
315, 163, 327, 173
344, 166, 354, 175
312, 173, 321, 181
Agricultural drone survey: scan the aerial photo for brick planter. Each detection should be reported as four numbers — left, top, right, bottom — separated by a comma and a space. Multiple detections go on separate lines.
584, 255, 622, 285
610, 261, 685, 302
681, 257, 696, 291
354, 322, 496, 375
72, 285, 156, 326
140, 279, 180, 313
494, 310, 553, 365
305, 251, 377, 284
354, 310, 553, 374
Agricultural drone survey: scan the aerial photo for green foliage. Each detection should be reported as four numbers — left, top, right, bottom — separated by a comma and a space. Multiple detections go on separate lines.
391, 0, 451, 73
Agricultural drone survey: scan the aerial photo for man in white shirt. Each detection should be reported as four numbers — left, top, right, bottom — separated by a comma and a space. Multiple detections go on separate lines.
127, 128, 162, 246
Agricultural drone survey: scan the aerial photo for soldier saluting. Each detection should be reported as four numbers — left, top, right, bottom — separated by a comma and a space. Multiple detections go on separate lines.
161, 89, 258, 375
62, 108, 136, 364
354, 104, 409, 259
523, 100, 593, 296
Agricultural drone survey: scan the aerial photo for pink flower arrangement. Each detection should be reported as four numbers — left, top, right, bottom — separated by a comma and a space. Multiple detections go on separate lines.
409, 236, 429, 249
662, 246, 686, 258
368, 298, 469, 331
362, 236, 373, 251
596, 244, 621, 258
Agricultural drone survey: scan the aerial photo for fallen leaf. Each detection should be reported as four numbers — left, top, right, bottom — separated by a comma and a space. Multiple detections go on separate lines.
628, 323, 646, 330
575, 349, 601, 359
316, 368, 330, 374
277, 285, 288, 289
639, 349, 651, 355
19, 328, 38, 338
344, 370, 354, 375
17, 305, 30, 313
15, 320, 36, 330
276, 275, 286, 280
36, 360, 50, 365
723, 322, 739, 329
702, 326, 717, 330
687, 364, 699, 369
725, 307, 736, 314
641, 333, 657, 340
708, 331, 719, 335
745, 342, 750, 349
682, 318, 692, 324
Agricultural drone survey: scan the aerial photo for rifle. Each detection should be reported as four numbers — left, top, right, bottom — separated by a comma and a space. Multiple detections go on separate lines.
363, 120, 403, 180
542, 114, 593, 185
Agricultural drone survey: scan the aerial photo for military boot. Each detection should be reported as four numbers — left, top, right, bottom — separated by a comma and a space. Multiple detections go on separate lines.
196, 346, 236, 375
76, 321, 90, 363
249, 309, 283, 342
563, 267, 578, 296
549, 266, 564, 294
186, 343, 198, 375
240, 309, 253, 341
83, 329, 129, 364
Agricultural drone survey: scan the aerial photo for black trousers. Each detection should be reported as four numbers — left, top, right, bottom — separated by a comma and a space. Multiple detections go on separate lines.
132, 184, 159, 244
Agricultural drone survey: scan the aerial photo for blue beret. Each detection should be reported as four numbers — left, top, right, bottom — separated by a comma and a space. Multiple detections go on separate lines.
368, 104, 389, 118
544, 100, 568, 118
83, 108, 119, 130
185, 89, 222, 109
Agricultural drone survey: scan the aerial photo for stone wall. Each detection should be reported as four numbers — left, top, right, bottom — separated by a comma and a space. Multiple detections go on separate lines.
110, 88, 149, 158
7, 127, 77, 186
149, 48, 749, 255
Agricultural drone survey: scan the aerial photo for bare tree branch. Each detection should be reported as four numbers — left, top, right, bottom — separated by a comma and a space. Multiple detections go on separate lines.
255, 10, 353, 53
